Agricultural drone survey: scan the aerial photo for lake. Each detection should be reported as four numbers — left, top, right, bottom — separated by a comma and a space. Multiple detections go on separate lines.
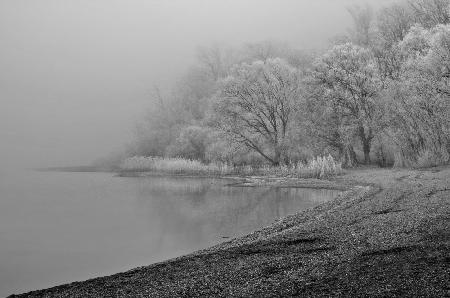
0, 170, 339, 296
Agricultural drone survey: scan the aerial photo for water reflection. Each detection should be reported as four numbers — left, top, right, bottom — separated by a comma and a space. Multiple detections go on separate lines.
0, 172, 338, 296
132, 177, 338, 256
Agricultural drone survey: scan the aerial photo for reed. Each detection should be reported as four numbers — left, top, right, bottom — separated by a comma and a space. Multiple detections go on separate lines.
119, 155, 343, 179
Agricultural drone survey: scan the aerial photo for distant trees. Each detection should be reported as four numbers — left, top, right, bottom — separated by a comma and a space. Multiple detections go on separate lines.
128, 0, 450, 169
213, 58, 302, 166
166, 125, 211, 161
131, 87, 182, 157
196, 44, 237, 81
348, 5, 375, 47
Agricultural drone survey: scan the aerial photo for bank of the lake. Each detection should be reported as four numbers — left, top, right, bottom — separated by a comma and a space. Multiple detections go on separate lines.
12, 167, 450, 297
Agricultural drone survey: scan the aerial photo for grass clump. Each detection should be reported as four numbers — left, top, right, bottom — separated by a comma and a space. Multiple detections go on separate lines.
292, 155, 343, 179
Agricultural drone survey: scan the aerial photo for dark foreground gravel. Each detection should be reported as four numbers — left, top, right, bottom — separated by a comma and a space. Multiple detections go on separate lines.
10, 167, 450, 297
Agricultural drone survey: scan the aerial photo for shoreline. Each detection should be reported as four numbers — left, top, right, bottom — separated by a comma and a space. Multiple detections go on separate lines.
12, 167, 450, 297
40, 166, 351, 190
118, 170, 353, 190
35, 166, 118, 173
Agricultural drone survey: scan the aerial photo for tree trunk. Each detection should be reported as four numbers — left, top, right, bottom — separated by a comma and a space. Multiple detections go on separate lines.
273, 148, 281, 166
359, 125, 372, 164
340, 144, 358, 168
363, 139, 371, 164
375, 142, 387, 167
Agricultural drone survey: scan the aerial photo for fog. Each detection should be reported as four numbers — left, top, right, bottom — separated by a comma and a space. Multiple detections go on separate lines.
0, 0, 394, 169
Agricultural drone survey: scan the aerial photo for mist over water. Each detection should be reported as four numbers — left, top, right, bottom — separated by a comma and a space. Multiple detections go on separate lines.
0, 0, 395, 169
1, 1, 448, 296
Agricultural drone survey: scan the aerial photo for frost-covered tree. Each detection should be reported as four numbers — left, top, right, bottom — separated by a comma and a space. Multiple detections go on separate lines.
377, 2, 415, 46
312, 43, 383, 164
408, 0, 450, 28
371, 2, 413, 84
303, 78, 358, 168
213, 58, 302, 165
387, 24, 450, 166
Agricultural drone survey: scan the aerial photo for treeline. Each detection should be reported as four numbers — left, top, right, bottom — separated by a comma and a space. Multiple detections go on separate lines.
128, 0, 450, 168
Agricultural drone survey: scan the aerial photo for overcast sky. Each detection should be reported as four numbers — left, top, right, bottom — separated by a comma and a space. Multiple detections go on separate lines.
0, 0, 396, 168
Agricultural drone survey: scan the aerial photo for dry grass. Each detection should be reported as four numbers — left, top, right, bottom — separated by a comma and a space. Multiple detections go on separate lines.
119, 156, 232, 175
119, 155, 342, 179
294, 155, 343, 178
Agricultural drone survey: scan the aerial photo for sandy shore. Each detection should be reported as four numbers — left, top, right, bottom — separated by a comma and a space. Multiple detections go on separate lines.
11, 167, 450, 297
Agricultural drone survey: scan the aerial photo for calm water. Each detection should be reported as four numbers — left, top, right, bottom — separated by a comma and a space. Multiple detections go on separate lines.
0, 170, 338, 296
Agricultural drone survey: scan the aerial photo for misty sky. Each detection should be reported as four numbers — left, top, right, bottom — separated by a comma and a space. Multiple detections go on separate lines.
0, 0, 396, 168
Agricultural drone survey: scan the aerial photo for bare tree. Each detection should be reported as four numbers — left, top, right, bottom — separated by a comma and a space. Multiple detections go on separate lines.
213, 58, 302, 165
